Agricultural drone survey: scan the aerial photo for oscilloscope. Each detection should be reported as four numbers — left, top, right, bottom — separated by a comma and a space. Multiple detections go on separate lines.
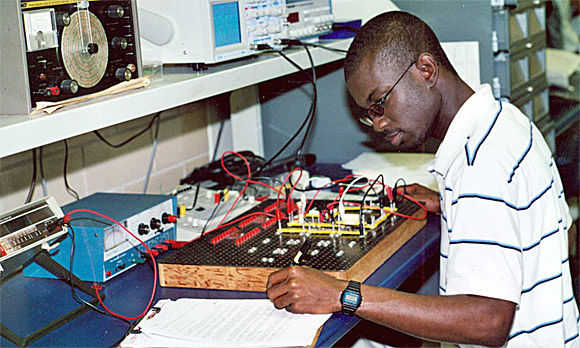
137, 0, 333, 66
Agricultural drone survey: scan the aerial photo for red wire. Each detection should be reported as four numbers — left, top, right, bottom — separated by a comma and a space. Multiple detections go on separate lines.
64, 208, 157, 320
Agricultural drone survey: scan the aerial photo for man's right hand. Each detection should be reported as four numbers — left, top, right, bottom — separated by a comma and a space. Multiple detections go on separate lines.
400, 183, 440, 213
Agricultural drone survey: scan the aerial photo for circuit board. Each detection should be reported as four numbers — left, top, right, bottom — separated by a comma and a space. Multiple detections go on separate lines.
158, 197, 426, 291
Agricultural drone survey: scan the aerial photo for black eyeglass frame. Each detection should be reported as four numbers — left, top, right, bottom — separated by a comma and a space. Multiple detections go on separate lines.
359, 61, 415, 127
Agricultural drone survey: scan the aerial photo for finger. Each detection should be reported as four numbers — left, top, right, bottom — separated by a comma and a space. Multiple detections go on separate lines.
272, 292, 296, 310
266, 267, 290, 290
266, 278, 290, 302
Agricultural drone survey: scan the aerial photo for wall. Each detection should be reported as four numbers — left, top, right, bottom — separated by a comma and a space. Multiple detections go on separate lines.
0, 101, 213, 212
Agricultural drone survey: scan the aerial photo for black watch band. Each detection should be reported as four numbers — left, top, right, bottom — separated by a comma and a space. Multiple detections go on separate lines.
340, 280, 362, 316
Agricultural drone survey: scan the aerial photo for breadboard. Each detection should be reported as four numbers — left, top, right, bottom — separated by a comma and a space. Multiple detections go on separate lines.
159, 198, 426, 291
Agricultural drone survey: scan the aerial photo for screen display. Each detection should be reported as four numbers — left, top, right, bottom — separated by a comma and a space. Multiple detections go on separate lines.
213, 2, 242, 48
0, 206, 52, 237
286, 0, 314, 4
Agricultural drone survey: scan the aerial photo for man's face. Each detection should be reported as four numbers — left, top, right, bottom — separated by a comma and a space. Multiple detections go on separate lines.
346, 56, 440, 150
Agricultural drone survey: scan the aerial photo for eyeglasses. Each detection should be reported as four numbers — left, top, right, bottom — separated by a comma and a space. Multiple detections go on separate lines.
359, 62, 415, 127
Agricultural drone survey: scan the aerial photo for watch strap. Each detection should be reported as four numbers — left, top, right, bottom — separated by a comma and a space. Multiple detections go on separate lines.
340, 280, 362, 316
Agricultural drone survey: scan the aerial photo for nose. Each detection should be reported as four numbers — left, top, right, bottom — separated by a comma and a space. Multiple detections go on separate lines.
372, 114, 389, 132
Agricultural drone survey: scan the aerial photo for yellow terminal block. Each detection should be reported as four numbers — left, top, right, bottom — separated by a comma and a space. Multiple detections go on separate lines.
178, 204, 187, 218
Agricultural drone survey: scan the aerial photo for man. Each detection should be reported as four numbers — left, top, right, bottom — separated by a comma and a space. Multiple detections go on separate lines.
266, 11, 579, 347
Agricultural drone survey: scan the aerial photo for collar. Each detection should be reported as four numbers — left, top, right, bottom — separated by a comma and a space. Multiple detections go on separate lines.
430, 84, 500, 176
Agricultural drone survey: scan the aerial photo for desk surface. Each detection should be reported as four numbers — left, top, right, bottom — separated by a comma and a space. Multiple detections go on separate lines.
0, 215, 440, 348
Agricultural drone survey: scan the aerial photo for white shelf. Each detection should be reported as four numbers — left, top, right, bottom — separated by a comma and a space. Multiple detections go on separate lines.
0, 39, 350, 159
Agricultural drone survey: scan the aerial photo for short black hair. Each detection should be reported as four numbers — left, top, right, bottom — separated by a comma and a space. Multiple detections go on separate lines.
344, 11, 456, 81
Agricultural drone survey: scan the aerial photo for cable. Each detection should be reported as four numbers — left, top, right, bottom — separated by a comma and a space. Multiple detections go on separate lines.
296, 45, 317, 161
359, 174, 385, 235
25, 149, 37, 204
67, 223, 132, 326
64, 208, 157, 321
256, 49, 317, 175
185, 182, 201, 211
212, 120, 226, 163
63, 139, 80, 200
300, 42, 348, 54
39, 146, 48, 196
143, 114, 161, 193
393, 178, 407, 204
93, 113, 161, 149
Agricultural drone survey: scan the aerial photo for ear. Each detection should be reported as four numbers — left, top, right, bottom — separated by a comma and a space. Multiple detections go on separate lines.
416, 53, 438, 88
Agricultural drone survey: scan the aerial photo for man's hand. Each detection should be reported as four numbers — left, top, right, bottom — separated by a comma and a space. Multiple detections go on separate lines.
266, 266, 346, 314
400, 183, 441, 213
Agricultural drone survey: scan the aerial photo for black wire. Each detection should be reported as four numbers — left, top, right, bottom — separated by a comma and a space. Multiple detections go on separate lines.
296, 45, 318, 160
256, 49, 316, 174
93, 113, 161, 149
186, 182, 201, 211
393, 178, 407, 204
359, 175, 385, 236
63, 139, 80, 200
39, 146, 46, 194
67, 224, 132, 326
300, 42, 348, 54
199, 199, 222, 240
25, 149, 37, 204
212, 120, 226, 163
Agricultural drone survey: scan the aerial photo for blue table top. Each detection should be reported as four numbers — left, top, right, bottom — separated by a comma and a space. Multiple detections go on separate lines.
0, 215, 440, 348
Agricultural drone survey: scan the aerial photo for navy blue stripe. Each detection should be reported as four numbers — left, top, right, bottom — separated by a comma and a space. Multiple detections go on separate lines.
451, 178, 554, 211
565, 333, 579, 344
429, 169, 444, 177
445, 186, 453, 192
522, 227, 559, 251
441, 214, 447, 223
439, 285, 446, 292
564, 296, 575, 304
509, 317, 563, 340
508, 120, 533, 183
522, 273, 562, 294
440, 252, 448, 259
449, 239, 520, 252
466, 100, 502, 166
563, 257, 569, 264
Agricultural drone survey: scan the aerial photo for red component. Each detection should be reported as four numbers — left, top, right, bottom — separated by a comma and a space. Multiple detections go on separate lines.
235, 227, 261, 246
261, 218, 277, 229
165, 240, 188, 249
39, 73, 47, 81
214, 192, 221, 204
149, 249, 159, 257
0, 244, 7, 257
106, 271, 112, 277
265, 202, 279, 212
238, 215, 257, 228
162, 213, 177, 224
256, 195, 269, 202
287, 12, 299, 23
338, 186, 345, 197
386, 186, 394, 201
46, 86, 60, 96
155, 244, 168, 251
211, 227, 238, 245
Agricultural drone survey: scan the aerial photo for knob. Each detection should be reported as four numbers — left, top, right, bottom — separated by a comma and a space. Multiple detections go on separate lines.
115, 67, 132, 81
44, 86, 60, 97
162, 213, 177, 224
60, 79, 79, 95
107, 5, 125, 18
87, 43, 99, 55
138, 223, 150, 235
150, 218, 162, 230
112, 37, 128, 50
56, 12, 71, 26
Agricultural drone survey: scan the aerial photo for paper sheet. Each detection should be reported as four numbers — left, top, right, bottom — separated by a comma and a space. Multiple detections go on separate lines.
121, 299, 331, 348
343, 152, 437, 191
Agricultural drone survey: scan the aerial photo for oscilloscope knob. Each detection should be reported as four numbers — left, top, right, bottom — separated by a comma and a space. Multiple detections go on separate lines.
87, 43, 99, 55
107, 5, 125, 18
112, 37, 128, 50
56, 12, 71, 27
60, 79, 79, 95
115, 67, 132, 81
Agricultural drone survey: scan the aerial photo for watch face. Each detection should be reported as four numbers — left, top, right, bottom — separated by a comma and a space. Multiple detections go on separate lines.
343, 291, 361, 306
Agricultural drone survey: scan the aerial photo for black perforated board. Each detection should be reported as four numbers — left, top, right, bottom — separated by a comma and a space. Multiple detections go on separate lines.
159, 198, 421, 272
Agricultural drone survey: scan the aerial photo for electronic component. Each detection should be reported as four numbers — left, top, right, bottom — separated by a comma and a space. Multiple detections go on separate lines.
0, 0, 142, 115
137, 0, 333, 66
172, 185, 262, 241
0, 196, 67, 263
158, 197, 426, 291
24, 193, 177, 282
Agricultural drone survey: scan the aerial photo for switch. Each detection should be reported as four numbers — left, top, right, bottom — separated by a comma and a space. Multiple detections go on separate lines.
138, 223, 150, 235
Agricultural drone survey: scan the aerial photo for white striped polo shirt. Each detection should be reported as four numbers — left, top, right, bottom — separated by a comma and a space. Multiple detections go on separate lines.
430, 84, 579, 348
